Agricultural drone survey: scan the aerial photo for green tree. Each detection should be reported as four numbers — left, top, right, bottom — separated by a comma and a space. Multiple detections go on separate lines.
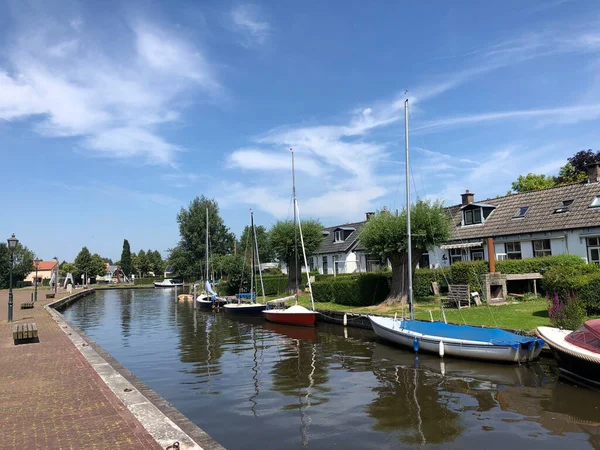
120, 239, 133, 276
359, 200, 452, 304
151, 250, 165, 275
60, 262, 79, 277
0, 242, 34, 289
138, 250, 151, 277
90, 253, 107, 278
74, 247, 93, 283
511, 173, 556, 193
269, 219, 324, 293
239, 224, 275, 263
556, 162, 588, 185
171, 196, 236, 280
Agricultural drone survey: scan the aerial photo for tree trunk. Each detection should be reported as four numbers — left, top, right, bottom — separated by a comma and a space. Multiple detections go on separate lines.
385, 250, 423, 305
287, 256, 301, 294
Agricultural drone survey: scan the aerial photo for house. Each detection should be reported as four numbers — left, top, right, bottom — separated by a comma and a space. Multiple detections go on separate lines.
24, 259, 59, 284
307, 215, 387, 274
428, 162, 600, 267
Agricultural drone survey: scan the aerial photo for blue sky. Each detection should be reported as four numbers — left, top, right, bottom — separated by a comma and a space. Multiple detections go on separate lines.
2, 0, 600, 262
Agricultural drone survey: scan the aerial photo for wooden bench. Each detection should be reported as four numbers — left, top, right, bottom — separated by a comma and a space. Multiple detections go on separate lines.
20, 302, 34, 309
45, 293, 55, 299
12, 323, 38, 342
441, 284, 471, 309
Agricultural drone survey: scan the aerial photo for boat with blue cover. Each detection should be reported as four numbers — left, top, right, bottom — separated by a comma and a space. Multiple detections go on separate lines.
369, 316, 545, 363
367, 99, 544, 364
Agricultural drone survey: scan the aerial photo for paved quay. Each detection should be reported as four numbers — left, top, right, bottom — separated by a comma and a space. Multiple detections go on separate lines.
0, 287, 212, 450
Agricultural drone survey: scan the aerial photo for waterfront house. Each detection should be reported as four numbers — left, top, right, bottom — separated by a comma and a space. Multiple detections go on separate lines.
25, 259, 59, 285
427, 163, 600, 267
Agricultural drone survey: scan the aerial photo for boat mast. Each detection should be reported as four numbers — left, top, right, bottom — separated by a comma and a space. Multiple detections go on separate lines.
252, 210, 266, 304
250, 210, 255, 303
296, 201, 315, 311
205, 205, 209, 282
405, 99, 414, 320
291, 148, 299, 302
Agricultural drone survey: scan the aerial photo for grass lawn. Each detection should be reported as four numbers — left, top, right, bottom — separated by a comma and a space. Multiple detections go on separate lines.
280, 292, 551, 331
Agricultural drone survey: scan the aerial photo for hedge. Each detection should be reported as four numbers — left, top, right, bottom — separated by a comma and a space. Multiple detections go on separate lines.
413, 268, 450, 297
311, 273, 391, 306
541, 263, 600, 314
134, 277, 161, 285
497, 254, 586, 274
449, 261, 488, 289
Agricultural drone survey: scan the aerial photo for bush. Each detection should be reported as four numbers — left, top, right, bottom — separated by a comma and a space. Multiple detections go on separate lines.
548, 292, 586, 330
15, 281, 33, 288
497, 254, 585, 274
311, 273, 391, 306
134, 277, 160, 285
542, 263, 600, 314
414, 268, 450, 297
449, 261, 489, 288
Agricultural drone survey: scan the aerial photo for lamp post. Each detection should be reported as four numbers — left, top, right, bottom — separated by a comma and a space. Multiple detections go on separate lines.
7, 234, 18, 323
34, 258, 42, 303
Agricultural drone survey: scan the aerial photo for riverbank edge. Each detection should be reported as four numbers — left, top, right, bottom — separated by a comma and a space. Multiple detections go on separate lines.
46, 289, 226, 450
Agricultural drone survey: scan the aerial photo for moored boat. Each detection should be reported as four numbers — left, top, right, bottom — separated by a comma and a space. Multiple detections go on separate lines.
264, 304, 318, 327
369, 315, 544, 363
154, 278, 183, 288
536, 319, 600, 390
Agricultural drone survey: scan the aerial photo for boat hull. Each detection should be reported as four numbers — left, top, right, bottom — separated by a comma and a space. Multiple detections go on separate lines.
154, 283, 183, 288
196, 295, 227, 309
369, 317, 543, 363
263, 310, 317, 327
223, 303, 266, 315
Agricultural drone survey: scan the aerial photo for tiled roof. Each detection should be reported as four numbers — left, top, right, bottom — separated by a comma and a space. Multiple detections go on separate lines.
36, 261, 58, 271
449, 181, 600, 240
315, 221, 365, 254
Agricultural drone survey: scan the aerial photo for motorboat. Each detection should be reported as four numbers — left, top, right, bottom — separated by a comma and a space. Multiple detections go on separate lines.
537, 319, 600, 390
154, 278, 183, 288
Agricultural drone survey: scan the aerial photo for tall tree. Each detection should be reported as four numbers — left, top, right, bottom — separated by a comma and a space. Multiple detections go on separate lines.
138, 250, 151, 277
568, 149, 600, 174
269, 219, 324, 293
60, 262, 79, 278
120, 239, 133, 276
511, 173, 556, 193
90, 253, 108, 278
239, 224, 275, 263
171, 196, 235, 280
0, 242, 34, 289
359, 200, 452, 304
151, 250, 165, 275
74, 247, 93, 283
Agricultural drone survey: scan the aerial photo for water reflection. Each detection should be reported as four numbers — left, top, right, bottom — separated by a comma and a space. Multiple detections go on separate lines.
62, 290, 600, 450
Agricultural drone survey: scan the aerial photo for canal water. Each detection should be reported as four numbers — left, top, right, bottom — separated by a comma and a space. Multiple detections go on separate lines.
61, 289, 600, 449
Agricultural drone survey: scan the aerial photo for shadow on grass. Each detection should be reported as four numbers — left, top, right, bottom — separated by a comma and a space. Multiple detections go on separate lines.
533, 309, 549, 318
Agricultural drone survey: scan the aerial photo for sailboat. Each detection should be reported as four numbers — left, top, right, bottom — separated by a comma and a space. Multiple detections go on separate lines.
367, 99, 544, 363
263, 149, 318, 327
197, 205, 227, 308
223, 210, 266, 315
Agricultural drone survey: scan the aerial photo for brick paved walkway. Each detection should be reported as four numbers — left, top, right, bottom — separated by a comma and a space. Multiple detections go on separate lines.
0, 288, 163, 449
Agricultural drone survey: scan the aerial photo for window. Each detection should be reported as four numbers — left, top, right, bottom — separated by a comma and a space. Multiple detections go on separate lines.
309, 257, 315, 272
449, 248, 465, 264
505, 242, 522, 260
334, 230, 344, 242
533, 239, 552, 257
471, 247, 484, 261
419, 253, 430, 269
513, 206, 530, 218
587, 237, 600, 265
464, 208, 482, 225
590, 196, 600, 208
554, 199, 574, 214
333, 255, 339, 274
322, 256, 328, 274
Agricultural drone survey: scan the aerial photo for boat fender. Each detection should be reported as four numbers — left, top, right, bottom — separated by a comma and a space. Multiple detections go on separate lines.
344, 327, 348, 339
343, 313, 347, 327
413, 337, 419, 353
440, 361, 446, 376
439, 341, 445, 358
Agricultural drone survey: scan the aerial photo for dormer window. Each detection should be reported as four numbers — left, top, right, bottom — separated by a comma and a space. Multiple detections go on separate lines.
333, 227, 355, 243
464, 209, 482, 225
334, 230, 344, 242
513, 206, 530, 218
554, 199, 573, 214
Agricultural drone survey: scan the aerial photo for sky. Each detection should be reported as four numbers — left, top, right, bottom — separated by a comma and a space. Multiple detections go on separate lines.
2, 0, 600, 262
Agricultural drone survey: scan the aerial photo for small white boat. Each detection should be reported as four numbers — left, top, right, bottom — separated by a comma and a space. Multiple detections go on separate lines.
154, 278, 183, 288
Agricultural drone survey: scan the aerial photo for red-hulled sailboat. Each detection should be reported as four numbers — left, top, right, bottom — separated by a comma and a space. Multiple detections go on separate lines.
263, 149, 318, 327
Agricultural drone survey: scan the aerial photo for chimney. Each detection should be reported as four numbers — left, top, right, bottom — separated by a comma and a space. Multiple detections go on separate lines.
461, 189, 475, 206
365, 212, 375, 221
587, 162, 600, 183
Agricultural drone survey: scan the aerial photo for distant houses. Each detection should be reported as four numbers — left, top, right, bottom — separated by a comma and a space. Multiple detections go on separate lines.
306, 163, 600, 273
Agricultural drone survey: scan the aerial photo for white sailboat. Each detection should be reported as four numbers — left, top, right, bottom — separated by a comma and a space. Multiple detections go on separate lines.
223, 210, 266, 315
367, 99, 544, 363
263, 148, 318, 327
197, 205, 227, 308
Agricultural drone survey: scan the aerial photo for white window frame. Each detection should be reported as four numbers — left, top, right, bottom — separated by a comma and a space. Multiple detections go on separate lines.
591, 196, 600, 208
449, 248, 466, 264
532, 239, 552, 257
513, 206, 530, 218
588, 238, 600, 265
322, 256, 328, 274
463, 207, 483, 225
334, 230, 344, 242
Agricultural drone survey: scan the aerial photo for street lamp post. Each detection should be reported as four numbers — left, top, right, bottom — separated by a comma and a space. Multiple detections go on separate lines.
7, 234, 19, 323
34, 258, 42, 303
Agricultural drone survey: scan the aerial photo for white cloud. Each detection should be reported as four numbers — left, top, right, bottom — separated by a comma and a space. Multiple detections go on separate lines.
230, 4, 270, 47
227, 148, 326, 177
0, 17, 220, 165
